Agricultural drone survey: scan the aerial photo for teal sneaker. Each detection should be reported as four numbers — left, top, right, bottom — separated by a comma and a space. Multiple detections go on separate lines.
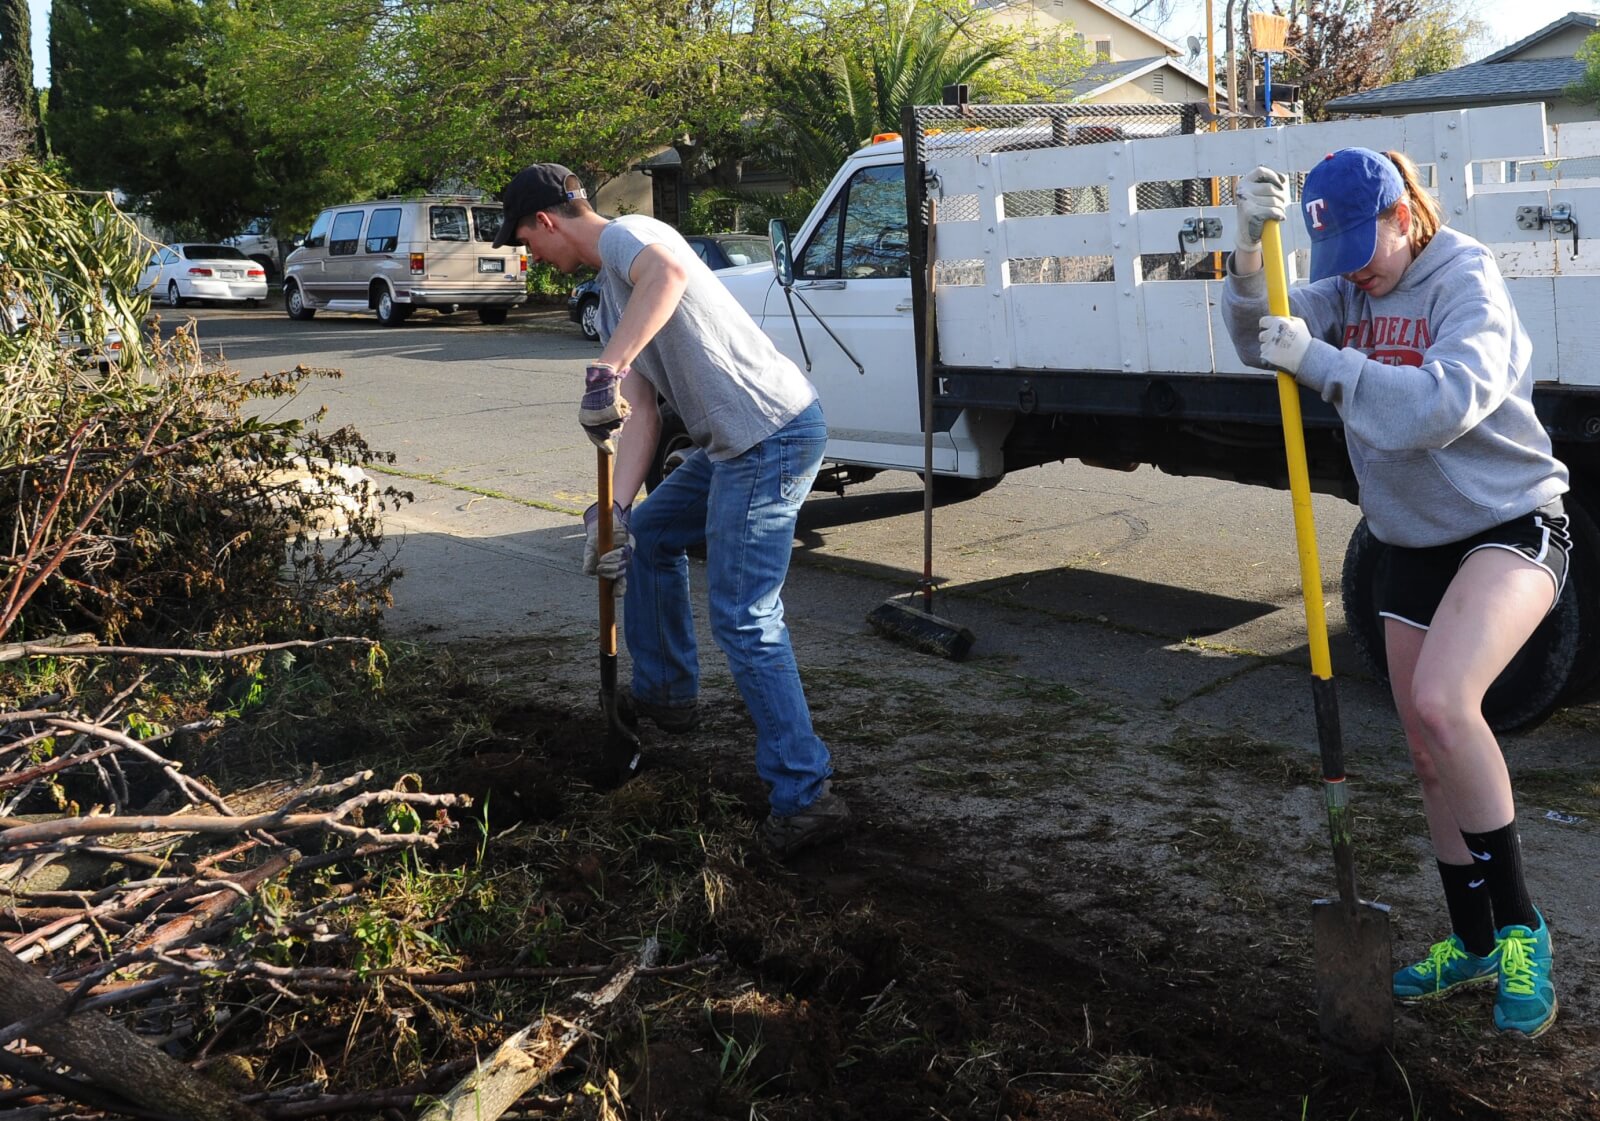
1393, 934, 1498, 1003
1494, 914, 1557, 1038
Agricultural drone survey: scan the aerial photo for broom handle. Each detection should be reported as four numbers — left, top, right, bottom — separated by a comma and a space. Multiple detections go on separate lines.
921, 198, 938, 612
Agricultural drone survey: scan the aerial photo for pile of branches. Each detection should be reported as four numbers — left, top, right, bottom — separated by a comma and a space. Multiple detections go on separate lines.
0, 636, 478, 1120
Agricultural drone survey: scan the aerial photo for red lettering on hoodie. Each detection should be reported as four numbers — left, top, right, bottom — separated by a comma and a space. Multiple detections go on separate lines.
1340, 315, 1431, 367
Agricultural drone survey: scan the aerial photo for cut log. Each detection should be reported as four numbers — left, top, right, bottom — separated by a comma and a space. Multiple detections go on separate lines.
0, 947, 260, 1121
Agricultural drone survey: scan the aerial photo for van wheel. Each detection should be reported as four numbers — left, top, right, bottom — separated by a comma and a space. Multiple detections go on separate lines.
1341, 515, 1585, 732
477, 307, 509, 325
285, 282, 315, 321
374, 288, 409, 327
579, 296, 601, 341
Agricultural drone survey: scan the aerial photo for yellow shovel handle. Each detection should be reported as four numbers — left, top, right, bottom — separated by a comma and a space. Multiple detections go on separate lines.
1262, 220, 1334, 681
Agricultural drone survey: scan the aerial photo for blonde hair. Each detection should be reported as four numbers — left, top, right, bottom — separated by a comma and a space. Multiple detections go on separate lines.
1383, 150, 1443, 255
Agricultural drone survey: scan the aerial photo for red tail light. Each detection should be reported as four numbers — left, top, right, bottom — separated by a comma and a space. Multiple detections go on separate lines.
519, 251, 528, 274
247, 267, 265, 278
409, 253, 425, 275
188, 267, 213, 277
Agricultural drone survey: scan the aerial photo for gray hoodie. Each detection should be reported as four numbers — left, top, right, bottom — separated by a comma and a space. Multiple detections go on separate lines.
1223, 225, 1567, 548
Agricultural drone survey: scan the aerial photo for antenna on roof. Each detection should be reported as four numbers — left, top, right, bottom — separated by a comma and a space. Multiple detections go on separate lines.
1185, 35, 1203, 63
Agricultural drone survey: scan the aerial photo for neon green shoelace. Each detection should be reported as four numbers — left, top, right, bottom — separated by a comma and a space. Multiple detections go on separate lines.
1419, 937, 1467, 980
1499, 931, 1538, 996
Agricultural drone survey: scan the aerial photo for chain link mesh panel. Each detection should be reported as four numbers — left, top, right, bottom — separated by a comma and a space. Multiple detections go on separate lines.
909, 104, 1268, 284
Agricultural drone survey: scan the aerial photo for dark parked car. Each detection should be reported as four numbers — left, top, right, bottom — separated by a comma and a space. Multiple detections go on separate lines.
567, 233, 773, 341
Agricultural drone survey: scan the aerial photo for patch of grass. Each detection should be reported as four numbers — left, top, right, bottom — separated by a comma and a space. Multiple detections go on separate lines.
1155, 730, 1318, 789
1510, 766, 1600, 819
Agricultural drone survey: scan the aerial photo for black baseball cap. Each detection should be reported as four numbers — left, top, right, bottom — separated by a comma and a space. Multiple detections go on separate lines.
491, 163, 588, 248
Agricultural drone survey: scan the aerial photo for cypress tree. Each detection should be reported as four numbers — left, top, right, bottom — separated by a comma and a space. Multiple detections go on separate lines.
0, 0, 38, 154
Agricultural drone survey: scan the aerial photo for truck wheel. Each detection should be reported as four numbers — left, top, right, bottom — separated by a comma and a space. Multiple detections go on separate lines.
1341, 516, 1583, 733
477, 307, 509, 325
645, 414, 696, 494
929, 473, 1004, 503
285, 282, 315, 321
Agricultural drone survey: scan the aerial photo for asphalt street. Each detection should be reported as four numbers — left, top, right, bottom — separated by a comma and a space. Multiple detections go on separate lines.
161, 300, 1600, 760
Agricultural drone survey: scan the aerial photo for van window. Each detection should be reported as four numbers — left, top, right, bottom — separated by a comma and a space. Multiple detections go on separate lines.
472, 206, 504, 242
796, 163, 908, 280
430, 206, 470, 242
304, 211, 332, 249
329, 211, 365, 257
365, 208, 402, 253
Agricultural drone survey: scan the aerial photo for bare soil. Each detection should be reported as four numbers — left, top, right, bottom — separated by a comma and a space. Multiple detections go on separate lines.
433, 635, 1600, 1121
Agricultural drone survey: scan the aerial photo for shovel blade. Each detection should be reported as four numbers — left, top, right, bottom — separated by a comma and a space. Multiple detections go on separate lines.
1312, 898, 1394, 1057
598, 655, 641, 784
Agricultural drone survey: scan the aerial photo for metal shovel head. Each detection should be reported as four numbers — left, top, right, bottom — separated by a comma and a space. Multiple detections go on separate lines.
598, 656, 641, 785
1312, 896, 1394, 1057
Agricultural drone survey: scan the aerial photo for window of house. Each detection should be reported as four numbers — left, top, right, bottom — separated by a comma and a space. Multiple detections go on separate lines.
328, 211, 365, 257
1095, 37, 1112, 59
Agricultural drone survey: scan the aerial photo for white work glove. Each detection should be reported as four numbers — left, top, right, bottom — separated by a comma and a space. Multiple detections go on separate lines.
1259, 315, 1313, 375
579, 363, 631, 454
1236, 166, 1290, 253
583, 501, 633, 596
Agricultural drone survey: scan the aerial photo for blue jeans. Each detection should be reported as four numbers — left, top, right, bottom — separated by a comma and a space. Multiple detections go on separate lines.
625, 402, 831, 816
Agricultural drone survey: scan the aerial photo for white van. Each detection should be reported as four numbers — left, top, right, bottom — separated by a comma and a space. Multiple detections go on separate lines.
283, 196, 527, 326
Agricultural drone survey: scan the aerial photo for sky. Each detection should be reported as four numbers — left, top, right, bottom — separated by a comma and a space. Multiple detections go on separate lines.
1142, 0, 1594, 64
14, 0, 1600, 88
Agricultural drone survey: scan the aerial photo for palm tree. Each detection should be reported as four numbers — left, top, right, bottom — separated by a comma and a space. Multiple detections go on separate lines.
772, 0, 1011, 185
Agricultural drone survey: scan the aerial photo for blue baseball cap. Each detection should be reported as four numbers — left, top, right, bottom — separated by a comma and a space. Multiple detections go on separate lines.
1300, 148, 1404, 281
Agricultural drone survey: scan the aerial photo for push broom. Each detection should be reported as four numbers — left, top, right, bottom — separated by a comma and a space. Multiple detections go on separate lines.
867, 197, 976, 661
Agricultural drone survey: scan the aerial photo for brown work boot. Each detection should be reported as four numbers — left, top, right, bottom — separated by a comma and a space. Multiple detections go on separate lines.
761, 784, 852, 859
622, 690, 698, 734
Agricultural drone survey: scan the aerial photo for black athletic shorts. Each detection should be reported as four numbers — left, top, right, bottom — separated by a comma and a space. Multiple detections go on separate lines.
1375, 502, 1572, 631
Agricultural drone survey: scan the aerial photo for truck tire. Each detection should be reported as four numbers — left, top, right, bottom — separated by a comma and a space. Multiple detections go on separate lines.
477, 307, 509, 325
645, 413, 696, 494
1341, 515, 1583, 733
929, 473, 1004, 503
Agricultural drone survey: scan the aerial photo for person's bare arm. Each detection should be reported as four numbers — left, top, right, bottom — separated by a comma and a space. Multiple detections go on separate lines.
613, 369, 660, 506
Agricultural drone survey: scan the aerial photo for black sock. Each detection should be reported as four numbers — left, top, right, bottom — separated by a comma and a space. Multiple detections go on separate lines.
1460, 823, 1539, 933
1436, 859, 1496, 956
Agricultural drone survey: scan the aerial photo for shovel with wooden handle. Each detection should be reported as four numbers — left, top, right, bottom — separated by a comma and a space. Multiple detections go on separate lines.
596, 448, 641, 784
1262, 219, 1394, 1058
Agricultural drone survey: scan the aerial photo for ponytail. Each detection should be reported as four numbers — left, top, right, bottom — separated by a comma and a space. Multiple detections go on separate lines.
1383, 150, 1442, 254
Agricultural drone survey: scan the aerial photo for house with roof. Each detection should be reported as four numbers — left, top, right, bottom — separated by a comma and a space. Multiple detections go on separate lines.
983, 0, 1215, 104
1326, 11, 1600, 124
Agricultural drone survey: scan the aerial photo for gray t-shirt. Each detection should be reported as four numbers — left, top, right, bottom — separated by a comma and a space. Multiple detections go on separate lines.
596, 215, 818, 461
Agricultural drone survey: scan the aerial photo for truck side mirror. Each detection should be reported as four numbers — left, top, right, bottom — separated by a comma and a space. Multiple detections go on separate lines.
769, 220, 795, 289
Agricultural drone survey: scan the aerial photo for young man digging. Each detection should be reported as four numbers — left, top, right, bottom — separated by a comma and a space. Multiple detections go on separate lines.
492, 163, 850, 859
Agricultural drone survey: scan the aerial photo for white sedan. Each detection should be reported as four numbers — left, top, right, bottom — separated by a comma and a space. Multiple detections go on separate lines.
139, 244, 268, 307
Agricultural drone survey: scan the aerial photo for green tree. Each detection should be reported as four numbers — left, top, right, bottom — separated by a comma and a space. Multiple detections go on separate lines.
1282, 0, 1421, 121
1386, 0, 1482, 84
769, 0, 1084, 186
1571, 30, 1600, 112
0, 0, 37, 155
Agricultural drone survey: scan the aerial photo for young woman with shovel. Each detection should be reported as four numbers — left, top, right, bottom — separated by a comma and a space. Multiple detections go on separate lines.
1222, 147, 1568, 1039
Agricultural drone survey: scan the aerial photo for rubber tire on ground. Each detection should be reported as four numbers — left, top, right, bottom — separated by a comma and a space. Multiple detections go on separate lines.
929, 473, 1004, 503
374, 287, 409, 327
645, 413, 696, 494
166, 281, 185, 309
477, 307, 509, 325
1341, 513, 1587, 733
285, 283, 315, 321
579, 296, 601, 341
